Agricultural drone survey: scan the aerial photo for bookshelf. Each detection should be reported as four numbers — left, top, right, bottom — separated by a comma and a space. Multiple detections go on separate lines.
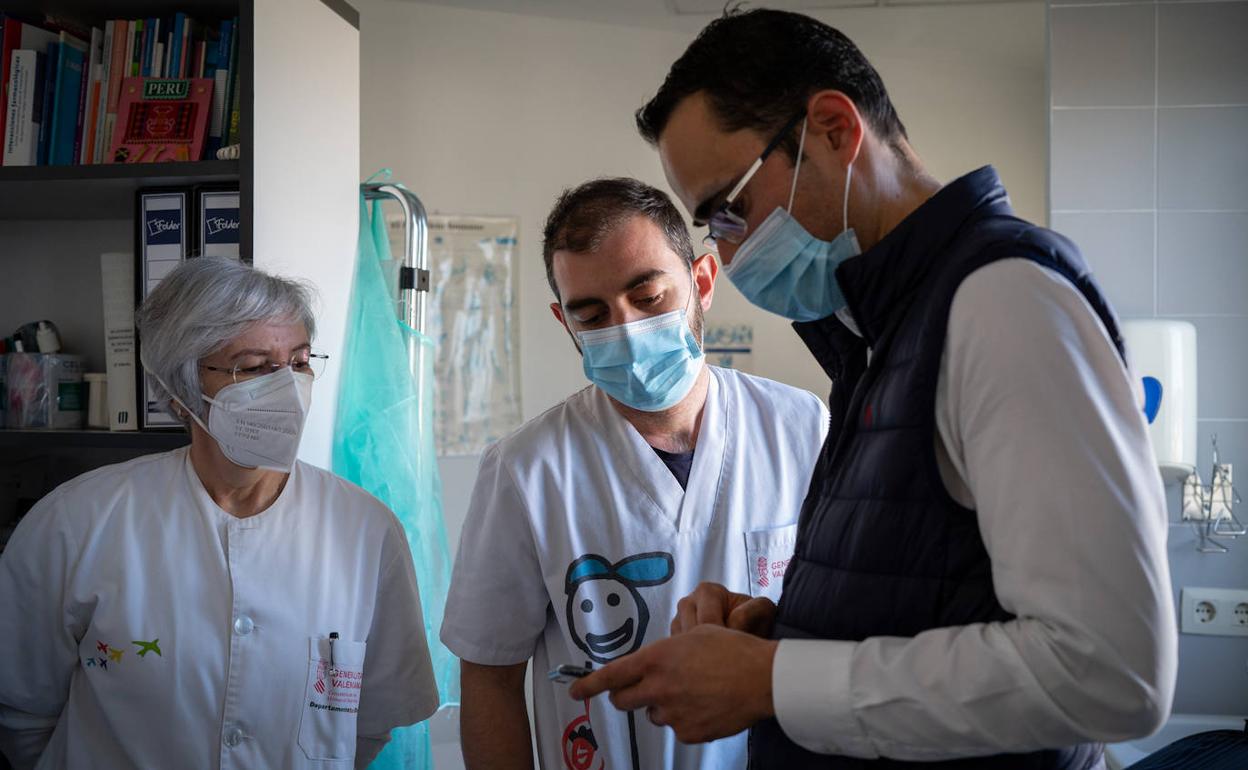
0, 0, 359, 515
0, 159, 240, 218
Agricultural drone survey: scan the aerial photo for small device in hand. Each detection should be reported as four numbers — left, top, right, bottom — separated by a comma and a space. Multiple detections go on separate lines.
548, 664, 591, 684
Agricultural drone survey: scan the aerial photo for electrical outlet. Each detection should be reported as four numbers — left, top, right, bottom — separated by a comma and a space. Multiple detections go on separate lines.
1181, 588, 1248, 637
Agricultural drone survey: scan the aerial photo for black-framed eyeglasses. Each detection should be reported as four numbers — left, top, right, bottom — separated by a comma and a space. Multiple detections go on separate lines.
704, 110, 807, 246
201, 352, 330, 383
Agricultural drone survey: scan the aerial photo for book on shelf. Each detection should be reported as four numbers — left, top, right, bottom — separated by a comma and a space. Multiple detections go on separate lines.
47, 31, 86, 166
205, 18, 231, 155
2, 49, 42, 166
135, 187, 189, 430
195, 184, 241, 260
109, 76, 212, 163
79, 26, 101, 164
34, 38, 55, 165
100, 252, 137, 432
2, 15, 54, 153
1, 12, 242, 167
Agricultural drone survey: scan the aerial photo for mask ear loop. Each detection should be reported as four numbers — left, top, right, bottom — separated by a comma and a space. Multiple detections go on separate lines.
144, 363, 214, 435
684, 261, 704, 346
842, 161, 854, 236
786, 119, 808, 213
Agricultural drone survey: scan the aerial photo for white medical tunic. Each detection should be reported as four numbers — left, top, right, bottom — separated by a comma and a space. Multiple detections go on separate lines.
441, 366, 828, 770
0, 448, 439, 769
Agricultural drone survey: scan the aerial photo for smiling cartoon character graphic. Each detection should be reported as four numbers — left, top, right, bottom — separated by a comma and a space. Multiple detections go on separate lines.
563, 551, 675, 770
564, 552, 675, 665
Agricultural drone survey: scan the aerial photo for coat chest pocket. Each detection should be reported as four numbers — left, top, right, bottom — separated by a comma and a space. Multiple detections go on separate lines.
743, 523, 798, 602
298, 636, 367, 760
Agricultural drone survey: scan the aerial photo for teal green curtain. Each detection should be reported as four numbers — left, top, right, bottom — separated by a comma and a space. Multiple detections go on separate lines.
334, 192, 459, 769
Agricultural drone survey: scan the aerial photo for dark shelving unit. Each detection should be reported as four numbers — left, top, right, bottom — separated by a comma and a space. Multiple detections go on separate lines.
0, 161, 241, 220
0, 429, 189, 451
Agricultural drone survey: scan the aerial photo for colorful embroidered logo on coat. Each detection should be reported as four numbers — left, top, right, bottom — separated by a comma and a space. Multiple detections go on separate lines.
564, 552, 675, 666
83, 639, 162, 670
314, 663, 328, 694
756, 555, 770, 588
133, 639, 162, 657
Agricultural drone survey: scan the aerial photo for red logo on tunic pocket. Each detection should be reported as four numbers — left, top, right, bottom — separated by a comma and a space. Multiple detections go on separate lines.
864, 403, 875, 428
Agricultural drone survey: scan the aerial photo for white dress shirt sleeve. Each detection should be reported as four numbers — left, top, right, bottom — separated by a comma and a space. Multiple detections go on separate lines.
773, 259, 1176, 760
0, 492, 84, 769
356, 510, 441, 737
439, 444, 551, 665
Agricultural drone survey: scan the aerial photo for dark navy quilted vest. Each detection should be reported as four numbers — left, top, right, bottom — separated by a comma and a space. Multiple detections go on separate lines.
749, 167, 1122, 770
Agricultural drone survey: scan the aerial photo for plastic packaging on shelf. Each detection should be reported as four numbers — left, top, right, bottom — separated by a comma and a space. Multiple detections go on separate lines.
4, 353, 85, 430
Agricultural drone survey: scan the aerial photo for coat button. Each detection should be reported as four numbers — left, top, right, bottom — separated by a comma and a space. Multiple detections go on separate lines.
223, 725, 244, 747
233, 615, 254, 636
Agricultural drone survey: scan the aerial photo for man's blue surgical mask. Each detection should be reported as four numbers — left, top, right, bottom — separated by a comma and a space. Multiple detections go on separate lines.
722, 119, 860, 322
575, 281, 703, 412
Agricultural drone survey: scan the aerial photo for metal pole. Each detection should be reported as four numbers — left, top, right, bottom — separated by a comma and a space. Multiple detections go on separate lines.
361, 183, 433, 434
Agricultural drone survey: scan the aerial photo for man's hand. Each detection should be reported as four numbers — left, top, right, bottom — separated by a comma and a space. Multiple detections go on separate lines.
568, 624, 778, 744
671, 581, 778, 637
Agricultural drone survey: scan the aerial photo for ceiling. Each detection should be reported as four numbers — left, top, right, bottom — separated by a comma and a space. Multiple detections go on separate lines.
403, 0, 1031, 31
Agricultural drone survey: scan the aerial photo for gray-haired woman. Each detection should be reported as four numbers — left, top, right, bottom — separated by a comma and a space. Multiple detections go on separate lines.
0, 257, 438, 770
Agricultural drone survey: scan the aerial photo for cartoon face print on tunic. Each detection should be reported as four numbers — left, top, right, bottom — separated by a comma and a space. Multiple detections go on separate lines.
564, 552, 675, 665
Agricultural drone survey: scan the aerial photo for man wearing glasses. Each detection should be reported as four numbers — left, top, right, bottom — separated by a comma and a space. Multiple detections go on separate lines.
572, 9, 1175, 770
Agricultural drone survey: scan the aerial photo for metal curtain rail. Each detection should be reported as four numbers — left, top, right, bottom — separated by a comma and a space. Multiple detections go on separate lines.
361, 182, 431, 335
361, 182, 433, 427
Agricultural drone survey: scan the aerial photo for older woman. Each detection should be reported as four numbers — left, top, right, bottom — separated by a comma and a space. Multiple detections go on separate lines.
0, 257, 438, 769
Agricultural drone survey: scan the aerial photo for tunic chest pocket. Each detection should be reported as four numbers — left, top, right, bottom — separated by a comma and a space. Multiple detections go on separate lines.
743, 523, 798, 602
298, 636, 367, 761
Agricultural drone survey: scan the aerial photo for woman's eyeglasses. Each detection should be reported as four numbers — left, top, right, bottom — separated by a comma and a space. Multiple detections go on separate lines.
201, 352, 329, 383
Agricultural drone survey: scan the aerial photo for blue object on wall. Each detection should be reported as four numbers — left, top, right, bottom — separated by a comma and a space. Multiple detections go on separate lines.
1142, 376, 1163, 425
334, 193, 459, 769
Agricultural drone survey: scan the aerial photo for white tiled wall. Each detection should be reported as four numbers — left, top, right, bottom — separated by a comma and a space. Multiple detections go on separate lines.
1049, 0, 1248, 716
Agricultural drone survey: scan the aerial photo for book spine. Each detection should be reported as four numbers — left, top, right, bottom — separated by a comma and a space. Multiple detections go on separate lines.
140, 17, 153, 77
205, 19, 231, 156
164, 17, 173, 77
2, 49, 33, 166
120, 19, 133, 81
51, 38, 84, 165
227, 68, 240, 148
93, 20, 113, 163
180, 18, 192, 79
0, 17, 22, 163
77, 28, 100, 164
78, 72, 94, 163
103, 20, 126, 164
129, 20, 142, 77
148, 19, 158, 78
36, 41, 57, 165
169, 13, 184, 82
100, 252, 138, 431
223, 17, 239, 146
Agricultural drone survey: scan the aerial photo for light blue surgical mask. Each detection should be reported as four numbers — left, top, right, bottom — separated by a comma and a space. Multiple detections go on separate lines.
575, 291, 704, 412
722, 120, 860, 322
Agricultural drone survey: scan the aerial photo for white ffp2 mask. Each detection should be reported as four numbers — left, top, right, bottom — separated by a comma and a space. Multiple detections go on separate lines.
150, 365, 313, 472
200, 367, 313, 471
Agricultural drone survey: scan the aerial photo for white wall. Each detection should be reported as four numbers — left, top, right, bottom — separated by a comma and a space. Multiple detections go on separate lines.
254, 0, 361, 468
359, 0, 1046, 425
